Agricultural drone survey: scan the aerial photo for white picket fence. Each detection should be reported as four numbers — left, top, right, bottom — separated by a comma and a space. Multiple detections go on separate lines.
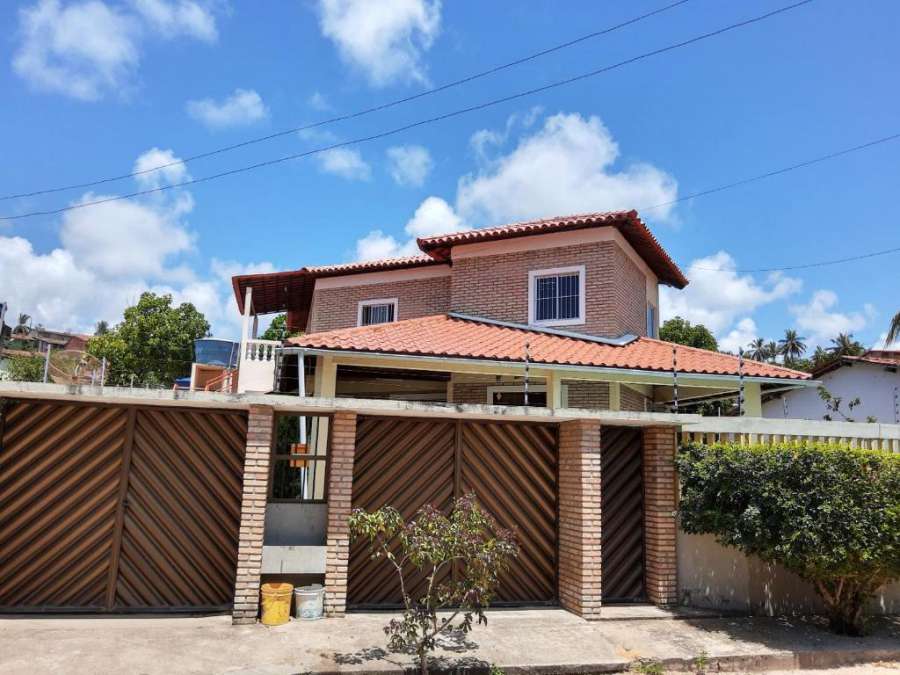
681, 416, 900, 452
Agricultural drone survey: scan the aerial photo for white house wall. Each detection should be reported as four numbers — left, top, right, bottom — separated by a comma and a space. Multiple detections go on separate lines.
763, 361, 900, 423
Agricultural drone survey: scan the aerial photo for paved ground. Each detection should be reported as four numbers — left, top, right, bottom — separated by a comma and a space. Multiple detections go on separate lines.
0, 609, 897, 674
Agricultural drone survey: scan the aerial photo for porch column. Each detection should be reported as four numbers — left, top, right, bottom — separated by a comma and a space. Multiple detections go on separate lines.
557, 419, 603, 620
743, 382, 762, 417
232, 404, 274, 624
642, 426, 678, 606
324, 411, 357, 617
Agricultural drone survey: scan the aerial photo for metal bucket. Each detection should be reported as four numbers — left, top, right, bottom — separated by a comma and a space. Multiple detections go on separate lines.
294, 583, 324, 620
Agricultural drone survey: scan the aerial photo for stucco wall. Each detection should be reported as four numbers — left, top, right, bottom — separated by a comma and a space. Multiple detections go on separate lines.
678, 531, 900, 615
763, 361, 900, 423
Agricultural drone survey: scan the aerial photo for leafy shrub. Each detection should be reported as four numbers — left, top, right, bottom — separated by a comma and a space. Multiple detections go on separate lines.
6, 354, 44, 382
349, 494, 517, 675
677, 442, 899, 635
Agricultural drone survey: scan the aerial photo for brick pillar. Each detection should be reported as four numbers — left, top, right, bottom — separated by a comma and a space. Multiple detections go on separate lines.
558, 419, 603, 620
232, 405, 274, 624
642, 426, 678, 606
324, 411, 357, 617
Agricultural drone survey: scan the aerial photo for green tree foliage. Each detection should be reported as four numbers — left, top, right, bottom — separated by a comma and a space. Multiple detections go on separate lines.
677, 442, 900, 636
778, 329, 807, 365
87, 292, 210, 387
829, 333, 865, 358
887, 311, 900, 346
659, 316, 718, 352
349, 495, 517, 675
259, 313, 301, 341
6, 354, 44, 382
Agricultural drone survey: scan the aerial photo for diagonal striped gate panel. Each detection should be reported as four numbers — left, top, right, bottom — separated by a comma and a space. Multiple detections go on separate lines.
348, 416, 558, 608
114, 408, 247, 610
600, 426, 645, 603
0, 399, 247, 612
460, 421, 557, 603
0, 400, 128, 610
348, 417, 456, 607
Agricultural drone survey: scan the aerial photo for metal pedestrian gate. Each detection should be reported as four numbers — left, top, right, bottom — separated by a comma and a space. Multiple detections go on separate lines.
0, 399, 247, 612
348, 416, 558, 608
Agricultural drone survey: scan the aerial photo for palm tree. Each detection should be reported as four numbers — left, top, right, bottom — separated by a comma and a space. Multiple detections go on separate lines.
829, 333, 865, 358
13, 313, 31, 336
778, 329, 807, 364
765, 341, 780, 363
746, 337, 767, 361
886, 311, 900, 347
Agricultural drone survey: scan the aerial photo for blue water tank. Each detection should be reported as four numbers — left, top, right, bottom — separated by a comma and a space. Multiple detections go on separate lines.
194, 338, 240, 368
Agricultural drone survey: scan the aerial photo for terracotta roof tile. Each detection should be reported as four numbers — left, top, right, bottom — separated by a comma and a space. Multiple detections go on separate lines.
288, 314, 810, 381
416, 210, 688, 288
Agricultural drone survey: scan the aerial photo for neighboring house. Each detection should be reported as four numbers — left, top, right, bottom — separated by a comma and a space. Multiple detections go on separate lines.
763, 350, 900, 423
232, 211, 813, 412
9, 326, 90, 354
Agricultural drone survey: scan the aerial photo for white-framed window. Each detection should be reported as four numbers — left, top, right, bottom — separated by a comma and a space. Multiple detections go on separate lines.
646, 303, 657, 338
527, 265, 586, 327
357, 298, 398, 326
486, 385, 569, 407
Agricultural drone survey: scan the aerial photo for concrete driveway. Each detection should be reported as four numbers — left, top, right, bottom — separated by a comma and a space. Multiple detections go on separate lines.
0, 609, 898, 674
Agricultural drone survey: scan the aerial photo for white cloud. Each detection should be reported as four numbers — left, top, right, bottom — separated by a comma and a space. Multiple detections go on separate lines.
308, 91, 331, 111
354, 230, 417, 261
1, 147, 272, 339
316, 148, 371, 181
12, 0, 220, 101
130, 0, 217, 41
661, 251, 802, 337
789, 290, 869, 348
317, 0, 441, 87
386, 145, 433, 187
718, 317, 759, 354
186, 88, 268, 129
404, 196, 460, 237
13, 0, 140, 101
457, 112, 679, 226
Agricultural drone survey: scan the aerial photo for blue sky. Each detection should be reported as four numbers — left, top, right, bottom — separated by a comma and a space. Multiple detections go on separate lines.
1, 0, 897, 349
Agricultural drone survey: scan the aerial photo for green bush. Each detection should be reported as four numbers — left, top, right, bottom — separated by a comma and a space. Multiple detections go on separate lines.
6, 354, 45, 382
676, 442, 900, 635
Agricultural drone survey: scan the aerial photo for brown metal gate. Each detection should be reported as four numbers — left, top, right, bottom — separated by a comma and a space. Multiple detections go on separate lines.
348, 416, 558, 608
0, 399, 247, 612
600, 426, 645, 602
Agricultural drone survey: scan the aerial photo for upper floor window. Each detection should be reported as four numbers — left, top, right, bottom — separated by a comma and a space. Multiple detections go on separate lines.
527, 265, 586, 327
646, 303, 657, 338
357, 298, 398, 326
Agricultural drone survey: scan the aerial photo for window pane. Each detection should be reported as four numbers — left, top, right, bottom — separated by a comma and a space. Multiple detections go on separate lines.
557, 273, 579, 320
361, 303, 394, 326
271, 459, 326, 500
535, 276, 557, 321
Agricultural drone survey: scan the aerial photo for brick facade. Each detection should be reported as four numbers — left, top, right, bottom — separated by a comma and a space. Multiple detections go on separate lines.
642, 426, 678, 606
308, 275, 450, 333
557, 419, 603, 619
324, 411, 358, 616
451, 241, 649, 338
232, 405, 274, 624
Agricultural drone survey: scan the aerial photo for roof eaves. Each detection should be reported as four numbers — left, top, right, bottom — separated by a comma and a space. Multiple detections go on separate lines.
446, 312, 637, 346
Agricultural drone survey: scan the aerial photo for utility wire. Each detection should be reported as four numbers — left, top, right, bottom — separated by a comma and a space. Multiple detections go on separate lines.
0, 0, 813, 221
0, 0, 692, 202
691, 245, 900, 274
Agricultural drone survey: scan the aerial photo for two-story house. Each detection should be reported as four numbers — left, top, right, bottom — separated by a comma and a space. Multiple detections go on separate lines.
232, 210, 810, 413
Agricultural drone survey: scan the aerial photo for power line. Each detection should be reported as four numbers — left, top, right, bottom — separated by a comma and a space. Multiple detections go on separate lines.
0, 0, 692, 202
641, 132, 900, 213
0, 0, 814, 221
691, 244, 900, 274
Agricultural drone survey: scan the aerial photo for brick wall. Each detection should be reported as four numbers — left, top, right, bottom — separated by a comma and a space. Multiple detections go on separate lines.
232, 405, 274, 624
565, 381, 610, 409
450, 241, 649, 338
308, 276, 450, 333
450, 374, 612, 410
621, 385, 651, 412
558, 419, 603, 619
324, 412, 357, 616
642, 426, 678, 606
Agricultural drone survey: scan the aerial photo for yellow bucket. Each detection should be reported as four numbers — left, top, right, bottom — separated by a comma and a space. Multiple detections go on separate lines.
260, 582, 293, 626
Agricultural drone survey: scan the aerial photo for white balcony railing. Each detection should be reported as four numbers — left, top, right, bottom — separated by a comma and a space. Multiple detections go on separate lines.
681, 416, 900, 452
237, 338, 280, 393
